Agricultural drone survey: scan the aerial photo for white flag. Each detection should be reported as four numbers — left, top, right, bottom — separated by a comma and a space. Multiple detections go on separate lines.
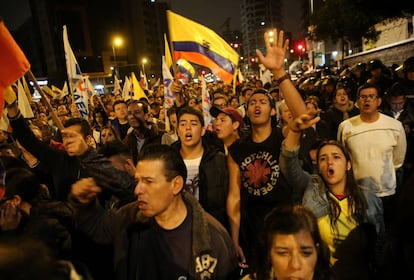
17, 80, 34, 118
141, 70, 148, 90
162, 56, 174, 132
238, 68, 245, 83
200, 75, 213, 131
72, 79, 89, 120
113, 75, 122, 95
84, 76, 96, 98
63, 25, 88, 119
84, 76, 97, 107
259, 64, 272, 86
122, 76, 131, 101
153, 78, 161, 88
63, 25, 82, 81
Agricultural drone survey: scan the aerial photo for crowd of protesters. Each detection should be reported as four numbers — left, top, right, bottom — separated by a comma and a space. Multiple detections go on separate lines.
0, 26, 413, 279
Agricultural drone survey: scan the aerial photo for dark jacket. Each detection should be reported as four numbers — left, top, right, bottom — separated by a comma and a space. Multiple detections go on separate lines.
9, 112, 134, 204
0, 199, 74, 259
172, 138, 229, 229
382, 103, 414, 137
79, 148, 136, 208
321, 101, 360, 139
9, 112, 86, 200
123, 126, 162, 165
111, 118, 130, 140
70, 192, 238, 280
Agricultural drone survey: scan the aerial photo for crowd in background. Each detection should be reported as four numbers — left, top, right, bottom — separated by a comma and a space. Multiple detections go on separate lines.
0, 49, 413, 280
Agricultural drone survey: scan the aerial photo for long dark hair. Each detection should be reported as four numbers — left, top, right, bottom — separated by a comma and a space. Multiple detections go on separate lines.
251, 204, 333, 280
316, 141, 368, 229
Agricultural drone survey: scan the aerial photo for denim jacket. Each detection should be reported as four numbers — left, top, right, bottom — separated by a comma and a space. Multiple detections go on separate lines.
280, 141, 385, 235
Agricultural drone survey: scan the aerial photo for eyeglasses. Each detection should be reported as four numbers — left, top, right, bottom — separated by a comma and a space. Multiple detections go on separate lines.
358, 94, 378, 100
213, 103, 227, 109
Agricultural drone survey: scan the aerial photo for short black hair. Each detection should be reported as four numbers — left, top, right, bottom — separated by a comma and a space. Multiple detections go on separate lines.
357, 83, 381, 98
98, 140, 131, 159
241, 87, 253, 96
386, 82, 406, 98
113, 100, 127, 111
0, 238, 63, 280
3, 168, 41, 203
177, 106, 205, 127
248, 88, 275, 108
167, 107, 177, 118
63, 118, 92, 138
137, 144, 187, 182
127, 100, 149, 114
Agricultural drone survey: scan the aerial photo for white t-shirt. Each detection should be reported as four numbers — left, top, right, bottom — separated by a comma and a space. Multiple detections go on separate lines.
183, 156, 202, 200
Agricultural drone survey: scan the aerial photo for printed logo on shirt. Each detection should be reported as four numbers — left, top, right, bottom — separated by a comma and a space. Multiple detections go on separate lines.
195, 254, 218, 278
184, 174, 200, 198
240, 151, 280, 196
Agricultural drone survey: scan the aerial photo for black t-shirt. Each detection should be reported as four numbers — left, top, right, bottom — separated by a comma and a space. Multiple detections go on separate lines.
128, 205, 193, 279
229, 127, 292, 210
228, 127, 292, 261
118, 122, 130, 140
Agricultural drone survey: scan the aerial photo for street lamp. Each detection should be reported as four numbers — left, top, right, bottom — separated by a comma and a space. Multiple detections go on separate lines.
112, 36, 123, 77
142, 58, 148, 76
141, 58, 148, 89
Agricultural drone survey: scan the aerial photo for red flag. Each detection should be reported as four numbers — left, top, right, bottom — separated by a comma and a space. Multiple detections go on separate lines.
0, 20, 30, 116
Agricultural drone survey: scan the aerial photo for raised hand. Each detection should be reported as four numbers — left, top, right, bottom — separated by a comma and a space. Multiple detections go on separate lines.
0, 203, 22, 231
71, 177, 102, 204
170, 79, 183, 95
289, 111, 321, 133
256, 29, 289, 75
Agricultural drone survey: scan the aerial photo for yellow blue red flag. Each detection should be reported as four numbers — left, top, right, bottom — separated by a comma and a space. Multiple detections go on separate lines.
167, 10, 239, 84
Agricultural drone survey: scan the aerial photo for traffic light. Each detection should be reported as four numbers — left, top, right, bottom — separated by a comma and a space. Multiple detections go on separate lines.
295, 41, 306, 53
200, 69, 207, 75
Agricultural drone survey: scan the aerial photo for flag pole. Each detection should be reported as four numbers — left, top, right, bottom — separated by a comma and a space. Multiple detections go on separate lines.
95, 93, 107, 113
26, 70, 64, 130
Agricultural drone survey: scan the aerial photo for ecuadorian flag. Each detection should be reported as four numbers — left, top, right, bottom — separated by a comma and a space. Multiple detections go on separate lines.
167, 10, 239, 84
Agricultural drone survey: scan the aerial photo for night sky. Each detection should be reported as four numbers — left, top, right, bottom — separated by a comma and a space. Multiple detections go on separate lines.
1, 0, 303, 39
0, 0, 31, 31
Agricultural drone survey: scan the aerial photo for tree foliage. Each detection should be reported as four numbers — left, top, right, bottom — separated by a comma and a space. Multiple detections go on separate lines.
309, 0, 414, 44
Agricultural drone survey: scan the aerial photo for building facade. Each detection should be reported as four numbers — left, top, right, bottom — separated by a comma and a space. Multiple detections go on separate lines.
240, 0, 283, 77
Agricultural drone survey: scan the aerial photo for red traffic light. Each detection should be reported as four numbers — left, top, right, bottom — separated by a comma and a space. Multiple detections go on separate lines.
295, 42, 306, 52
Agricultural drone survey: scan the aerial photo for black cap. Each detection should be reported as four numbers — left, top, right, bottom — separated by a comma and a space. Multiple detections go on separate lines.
403, 56, 414, 72
367, 59, 383, 71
